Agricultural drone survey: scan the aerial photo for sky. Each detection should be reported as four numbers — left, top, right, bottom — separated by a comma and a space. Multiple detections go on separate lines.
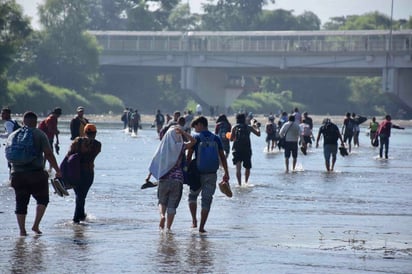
16, 0, 412, 30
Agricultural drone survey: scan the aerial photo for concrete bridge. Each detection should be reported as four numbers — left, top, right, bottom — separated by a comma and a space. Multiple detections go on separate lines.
90, 30, 412, 111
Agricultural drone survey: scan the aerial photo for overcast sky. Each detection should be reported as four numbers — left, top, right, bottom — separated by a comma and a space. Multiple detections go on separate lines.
16, 0, 412, 29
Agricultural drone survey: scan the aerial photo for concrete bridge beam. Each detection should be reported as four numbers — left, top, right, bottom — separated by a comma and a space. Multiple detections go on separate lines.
383, 68, 412, 110
181, 67, 244, 111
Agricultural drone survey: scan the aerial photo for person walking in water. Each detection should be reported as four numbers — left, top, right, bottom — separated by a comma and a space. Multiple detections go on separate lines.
187, 116, 229, 233
6, 111, 61, 236
67, 124, 101, 223
375, 114, 405, 159
369, 116, 379, 146
215, 114, 232, 158
341, 112, 355, 153
149, 117, 196, 231
230, 113, 260, 185
70, 106, 89, 140
316, 118, 345, 172
279, 115, 301, 172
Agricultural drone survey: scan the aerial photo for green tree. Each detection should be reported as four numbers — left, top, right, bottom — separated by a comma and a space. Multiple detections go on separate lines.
168, 3, 199, 31
201, 0, 275, 31
36, 0, 100, 93
0, 0, 31, 102
86, 0, 131, 30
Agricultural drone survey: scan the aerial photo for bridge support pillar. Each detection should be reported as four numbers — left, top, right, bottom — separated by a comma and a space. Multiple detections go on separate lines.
383, 68, 412, 111
181, 67, 244, 111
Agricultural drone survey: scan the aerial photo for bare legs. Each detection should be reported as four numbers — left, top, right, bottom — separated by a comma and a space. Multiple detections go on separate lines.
235, 162, 250, 185
189, 202, 209, 233
16, 204, 46, 236
158, 204, 175, 230
285, 157, 297, 173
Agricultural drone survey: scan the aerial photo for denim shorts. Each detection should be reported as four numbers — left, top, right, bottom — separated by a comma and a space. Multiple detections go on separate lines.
158, 179, 183, 214
323, 144, 338, 161
188, 173, 217, 211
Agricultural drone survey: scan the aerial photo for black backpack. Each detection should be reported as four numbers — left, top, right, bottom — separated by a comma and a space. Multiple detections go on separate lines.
12, 120, 21, 131
233, 124, 250, 149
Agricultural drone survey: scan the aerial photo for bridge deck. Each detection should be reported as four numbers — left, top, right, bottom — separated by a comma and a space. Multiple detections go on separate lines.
89, 30, 412, 54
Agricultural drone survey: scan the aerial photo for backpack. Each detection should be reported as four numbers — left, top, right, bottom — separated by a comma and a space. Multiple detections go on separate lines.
217, 122, 230, 140
233, 124, 250, 149
323, 123, 339, 143
60, 153, 81, 188
196, 134, 219, 174
344, 119, 355, 135
5, 127, 38, 165
59, 138, 83, 188
12, 120, 21, 131
266, 123, 276, 135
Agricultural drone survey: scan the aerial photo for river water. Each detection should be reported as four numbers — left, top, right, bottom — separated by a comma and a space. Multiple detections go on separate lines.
0, 120, 411, 273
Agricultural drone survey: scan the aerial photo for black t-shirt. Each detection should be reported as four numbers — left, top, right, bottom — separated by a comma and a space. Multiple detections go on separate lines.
319, 123, 340, 145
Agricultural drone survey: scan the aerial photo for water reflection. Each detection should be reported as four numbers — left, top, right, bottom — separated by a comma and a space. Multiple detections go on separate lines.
11, 236, 46, 273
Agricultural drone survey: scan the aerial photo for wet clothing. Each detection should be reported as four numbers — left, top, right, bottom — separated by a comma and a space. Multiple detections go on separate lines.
68, 137, 101, 222
231, 123, 253, 168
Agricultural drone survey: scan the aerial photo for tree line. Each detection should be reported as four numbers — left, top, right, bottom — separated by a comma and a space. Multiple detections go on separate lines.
1, 0, 411, 117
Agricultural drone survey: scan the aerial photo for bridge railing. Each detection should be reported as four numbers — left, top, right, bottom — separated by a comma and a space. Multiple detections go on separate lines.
89, 30, 412, 54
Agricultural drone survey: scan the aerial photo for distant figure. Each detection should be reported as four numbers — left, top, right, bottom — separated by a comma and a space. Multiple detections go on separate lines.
230, 113, 261, 185
121, 108, 129, 129
148, 120, 196, 231
278, 111, 288, 128
1, 107, 20, 139
67, 124, 101, 224
184, 110, 194, 133
38, 107, 62, 154
302, 111, 314, 146
375, 115, 405, 159
265, 115, 277, 152
293, 107, 301, 123
215, 114, 232, 158
196, 104, 202, 115
70, 106, 89, 140
187, 116, 229, 233
7, 111, 61, 236
279, 115, 301, 172
341, 112, 355, 153
316, 118, 344, 172
130, 110, 141, 135
154, 109, 165, 134
299, 121, 312, 155
351, 113, 360, 147
369, 116, 379, 146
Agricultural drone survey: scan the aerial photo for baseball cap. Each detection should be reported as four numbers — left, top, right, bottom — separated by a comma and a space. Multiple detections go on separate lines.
77, 106, 84, 112
84, 123, 97, 133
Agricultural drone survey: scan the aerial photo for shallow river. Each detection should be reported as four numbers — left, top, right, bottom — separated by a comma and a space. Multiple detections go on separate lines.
0, 120, 411, 273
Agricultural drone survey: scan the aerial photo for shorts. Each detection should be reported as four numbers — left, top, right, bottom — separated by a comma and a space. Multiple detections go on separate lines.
284, 141, 298, 158
323, 144, 338, 161
266, 134, 277, 142
188, 173, 217, 211
11, 170, 49, 215
158, 179, 183, 215
232, 149, 252, 169
302, 136, 311, 144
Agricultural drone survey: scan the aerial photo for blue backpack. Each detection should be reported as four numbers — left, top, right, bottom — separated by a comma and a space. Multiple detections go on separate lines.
5, 127, 38, 165
196, 134, 219, 174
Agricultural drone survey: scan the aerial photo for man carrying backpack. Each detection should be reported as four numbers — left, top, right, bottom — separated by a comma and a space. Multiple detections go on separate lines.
187, 116, 229, 233
6, 111, 61, 236
316, 118, 345, 172
1, 107, 20, 139
230, 113, 261, 185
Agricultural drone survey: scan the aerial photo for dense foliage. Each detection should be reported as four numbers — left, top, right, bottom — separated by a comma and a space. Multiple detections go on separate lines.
2, 0, 411, 116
